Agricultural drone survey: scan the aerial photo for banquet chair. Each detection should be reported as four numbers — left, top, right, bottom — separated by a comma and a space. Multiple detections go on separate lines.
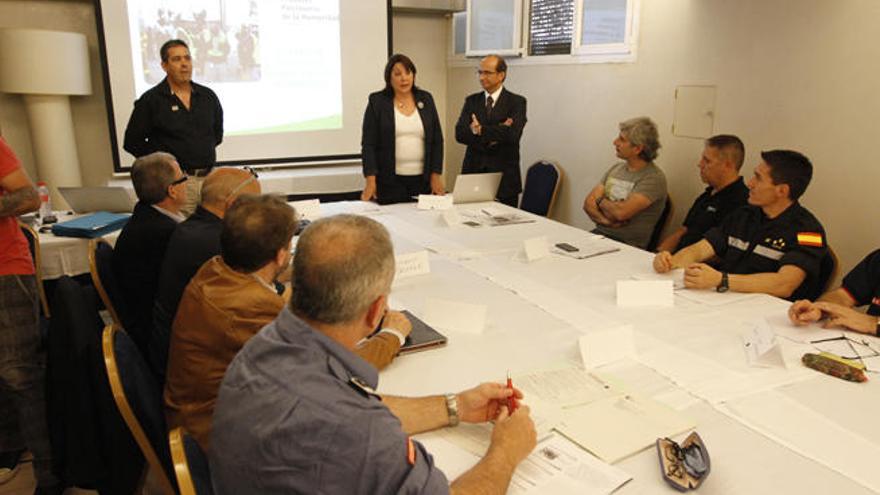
169, 427, 214, 495
102, 323, 177, 495
18, 221, 51, 317
89, 238, 127, 328
519, 160, 563, 217
646, 197, 674, 252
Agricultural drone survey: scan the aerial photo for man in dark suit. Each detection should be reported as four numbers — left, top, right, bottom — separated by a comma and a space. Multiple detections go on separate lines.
455, 55, 527, 207
113, 151, 188, 355
150, 167, 260, 382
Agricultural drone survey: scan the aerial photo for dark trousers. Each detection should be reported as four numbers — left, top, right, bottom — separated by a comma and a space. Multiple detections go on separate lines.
377, 174, 430, 205
0, 275, 58, 487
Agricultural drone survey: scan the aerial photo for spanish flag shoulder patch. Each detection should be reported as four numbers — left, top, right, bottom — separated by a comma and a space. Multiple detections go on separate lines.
797, 232, 823, 247
407, 437, 416, 465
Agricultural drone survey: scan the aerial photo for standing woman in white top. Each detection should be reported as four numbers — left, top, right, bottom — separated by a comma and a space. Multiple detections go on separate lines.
361, 54, 445, 204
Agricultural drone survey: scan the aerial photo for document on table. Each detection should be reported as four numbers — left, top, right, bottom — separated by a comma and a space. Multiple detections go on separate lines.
514, 367, 618, 408
556, 393, 696, 463
632, 268, 685, 290
433, 426, 631, 495
676, 288, 759, 306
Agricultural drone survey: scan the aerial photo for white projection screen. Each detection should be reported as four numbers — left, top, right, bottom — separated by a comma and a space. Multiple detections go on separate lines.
97, 0, 391, 171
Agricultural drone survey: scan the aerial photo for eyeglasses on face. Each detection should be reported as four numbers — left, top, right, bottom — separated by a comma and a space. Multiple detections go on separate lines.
169, 174, 189, 187
477, 70, 498, 76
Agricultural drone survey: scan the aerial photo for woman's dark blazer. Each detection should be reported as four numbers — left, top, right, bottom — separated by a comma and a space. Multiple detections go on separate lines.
361, 87, 444, 185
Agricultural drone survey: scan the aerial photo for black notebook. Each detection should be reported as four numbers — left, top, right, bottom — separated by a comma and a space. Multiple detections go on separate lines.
399, 310, 448, 355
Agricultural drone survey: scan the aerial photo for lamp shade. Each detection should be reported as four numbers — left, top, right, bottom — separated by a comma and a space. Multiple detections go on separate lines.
0, 28, 91, 95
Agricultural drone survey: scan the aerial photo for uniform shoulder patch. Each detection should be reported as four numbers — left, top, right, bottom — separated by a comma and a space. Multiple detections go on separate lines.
407, 437, 416, 465
797, 232, 823, 247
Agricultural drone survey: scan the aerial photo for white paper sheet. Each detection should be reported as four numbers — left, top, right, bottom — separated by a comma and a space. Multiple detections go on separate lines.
440, 209, 463, 227
394, 250, 431, 281
743, 319, 786, 368
513, 367, 618, 408
616, 280, 674, 307
423, 297, 487, 335
556, 394, 696, 463
676, 288, 759, 306
417, 194, 454, 210
523, 236, 550, 262
289, 198, 322, 220
579, 325, 636, 369
632, 268, 685, 290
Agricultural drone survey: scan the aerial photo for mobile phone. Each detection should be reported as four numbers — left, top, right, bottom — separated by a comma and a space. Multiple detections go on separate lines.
555, 242, 579, 252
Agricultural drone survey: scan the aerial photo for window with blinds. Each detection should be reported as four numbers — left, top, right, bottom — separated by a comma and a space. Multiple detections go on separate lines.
529, 0, 575, 56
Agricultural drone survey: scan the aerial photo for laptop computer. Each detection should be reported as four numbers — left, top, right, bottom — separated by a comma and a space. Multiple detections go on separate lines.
58, 186, 136, 213
451, 172, 502, 204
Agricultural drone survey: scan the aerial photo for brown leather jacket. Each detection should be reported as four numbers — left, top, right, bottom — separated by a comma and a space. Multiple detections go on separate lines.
164, 256, 401, 450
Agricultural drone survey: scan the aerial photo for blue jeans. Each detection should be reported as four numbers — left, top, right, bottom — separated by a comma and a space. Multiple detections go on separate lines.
0, 274, 58, 487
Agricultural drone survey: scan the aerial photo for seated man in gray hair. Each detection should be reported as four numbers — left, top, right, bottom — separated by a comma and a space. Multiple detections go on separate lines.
211, 214, 537, 494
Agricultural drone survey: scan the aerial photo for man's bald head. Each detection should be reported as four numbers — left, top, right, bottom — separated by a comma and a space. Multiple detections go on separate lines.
291, 214, 394, 324
200, 167, 261, 212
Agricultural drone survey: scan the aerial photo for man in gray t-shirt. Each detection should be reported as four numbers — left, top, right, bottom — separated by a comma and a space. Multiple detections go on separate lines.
583, 117, 667, 249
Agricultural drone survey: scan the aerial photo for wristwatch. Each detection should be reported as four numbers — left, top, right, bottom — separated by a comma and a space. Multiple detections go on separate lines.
445, 394, 460, 427
716, 272, 729, 293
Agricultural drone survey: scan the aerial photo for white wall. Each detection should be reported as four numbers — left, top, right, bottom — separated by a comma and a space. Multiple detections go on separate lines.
446, 0, 880, 280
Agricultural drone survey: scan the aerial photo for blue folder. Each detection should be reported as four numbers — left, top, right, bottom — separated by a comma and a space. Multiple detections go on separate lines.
51, 212, 131, 238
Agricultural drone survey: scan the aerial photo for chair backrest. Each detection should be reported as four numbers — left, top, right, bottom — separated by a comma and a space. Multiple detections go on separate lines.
646, 197, 674, 252
18, 221, 51, 317
519, 160, 563, 217
102, 324, 177, 495
89, 238, 126, 328
817, 245, 839, 298
170, 427, 214, 495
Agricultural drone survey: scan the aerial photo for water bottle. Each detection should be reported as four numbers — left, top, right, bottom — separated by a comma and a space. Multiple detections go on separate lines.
36, 181, 54, 222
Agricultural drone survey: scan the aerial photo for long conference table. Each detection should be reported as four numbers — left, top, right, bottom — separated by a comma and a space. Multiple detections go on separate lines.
311, 200, 880, 494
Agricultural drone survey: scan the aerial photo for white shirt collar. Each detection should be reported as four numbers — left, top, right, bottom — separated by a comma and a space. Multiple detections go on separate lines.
151, 204, 186, 223
484, 86, 503, 105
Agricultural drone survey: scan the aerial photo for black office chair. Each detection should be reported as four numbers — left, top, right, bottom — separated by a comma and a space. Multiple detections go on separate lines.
103, 324, 178, 495
646, 197, 674, 252
170, 427, 214, 495
519, 160, 563, 217
815, 246, 839, 299
89, 238, 128, 328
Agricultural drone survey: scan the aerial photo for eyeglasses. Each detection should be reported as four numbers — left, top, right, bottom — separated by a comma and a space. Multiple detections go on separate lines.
477, 70, 498, 76
169, 174, 188, 187
228, 166, 260, 197
810, 334, 880, 367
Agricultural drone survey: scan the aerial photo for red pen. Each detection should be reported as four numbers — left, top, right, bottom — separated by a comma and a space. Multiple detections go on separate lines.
506, 371, 518, 414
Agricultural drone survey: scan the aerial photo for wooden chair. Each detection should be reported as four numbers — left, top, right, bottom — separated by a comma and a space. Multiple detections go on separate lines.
89, 238, 126, 328
170, 427, 214, 495
646, 197, 674, 252
519, 160, 563, 217
102, 324, 177, 495
18, 221, 50, 317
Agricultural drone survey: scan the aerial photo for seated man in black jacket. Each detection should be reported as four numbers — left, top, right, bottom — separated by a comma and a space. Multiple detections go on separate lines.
150, 167, 261, 381
113, 151, 187, 354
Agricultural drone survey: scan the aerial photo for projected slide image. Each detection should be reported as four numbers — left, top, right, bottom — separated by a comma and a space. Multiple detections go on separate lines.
128, 0, 342, 136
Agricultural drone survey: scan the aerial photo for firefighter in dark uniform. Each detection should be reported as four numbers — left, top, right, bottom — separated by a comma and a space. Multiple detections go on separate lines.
789, 249, 880, 336
654, 149, 827, 301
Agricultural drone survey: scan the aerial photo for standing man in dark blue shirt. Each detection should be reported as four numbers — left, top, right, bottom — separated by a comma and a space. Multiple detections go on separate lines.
656, 134, 749, 252
124, 39, 224, 216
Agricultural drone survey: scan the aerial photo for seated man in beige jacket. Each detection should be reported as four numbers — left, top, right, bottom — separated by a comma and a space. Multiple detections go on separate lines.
164, 194, 410, 450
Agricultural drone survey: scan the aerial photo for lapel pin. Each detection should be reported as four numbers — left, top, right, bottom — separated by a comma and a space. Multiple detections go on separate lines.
417, 101, 424, 109
171, 105, 179, 112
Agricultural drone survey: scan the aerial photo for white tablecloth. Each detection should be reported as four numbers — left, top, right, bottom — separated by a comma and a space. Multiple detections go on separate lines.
316, 200, 880, 494
37, 214, 121, 280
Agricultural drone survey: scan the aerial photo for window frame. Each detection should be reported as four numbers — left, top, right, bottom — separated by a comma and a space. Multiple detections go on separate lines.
452, 0, 639, 67
464, 0, 525, 57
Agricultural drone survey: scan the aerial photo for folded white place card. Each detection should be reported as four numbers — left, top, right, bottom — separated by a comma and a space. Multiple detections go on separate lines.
579, 325, 636, 369
424, 298, 487, 335
394, 251, 431, 281
441, 209, 463, 227
523, 236, 549, 262
418, 194, 453, 210
616, 280, 674, 307
743, 319, 786, 368
289, 199, 322, 221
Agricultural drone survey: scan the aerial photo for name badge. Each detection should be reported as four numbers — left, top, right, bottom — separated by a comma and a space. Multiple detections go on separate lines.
706, 206, 717, 213
171, 105, 179, 112
727, 236, 749, 250
753, 244, 784, 261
